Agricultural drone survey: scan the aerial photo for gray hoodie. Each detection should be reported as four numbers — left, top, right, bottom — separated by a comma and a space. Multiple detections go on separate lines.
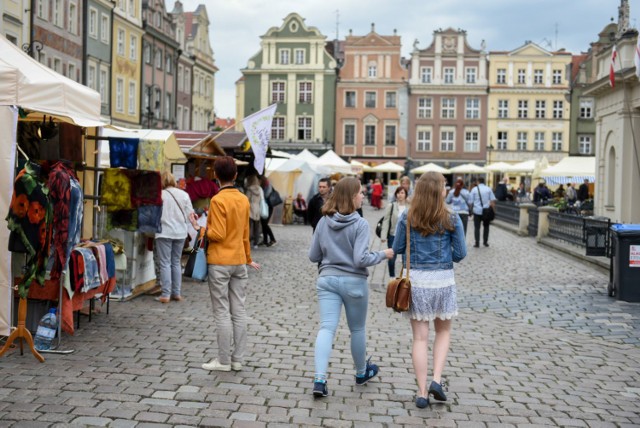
309, 212, 387, 278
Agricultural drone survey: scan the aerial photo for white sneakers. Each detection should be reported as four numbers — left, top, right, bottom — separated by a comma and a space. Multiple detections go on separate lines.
201, 358, 242, 371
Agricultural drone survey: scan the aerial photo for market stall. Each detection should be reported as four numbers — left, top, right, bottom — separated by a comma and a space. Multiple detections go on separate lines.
0, 34, 106, 359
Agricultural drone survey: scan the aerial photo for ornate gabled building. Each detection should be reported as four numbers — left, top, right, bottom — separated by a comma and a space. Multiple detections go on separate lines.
111, 0, 143, 127
141, 0, 180, 129
238, 13, 337, 152
334, 25, 409, 167
184, 5, 216, 131
408, 28, 488, 169
487, 42, 572, 165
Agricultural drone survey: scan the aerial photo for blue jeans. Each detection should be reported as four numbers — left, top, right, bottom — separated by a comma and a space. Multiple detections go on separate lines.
155, 237, 184, 298
314, 275, 369, 380
387, 235, 397, 277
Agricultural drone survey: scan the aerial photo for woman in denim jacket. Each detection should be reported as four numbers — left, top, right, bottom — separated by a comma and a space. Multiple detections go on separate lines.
393, 172, 467, 409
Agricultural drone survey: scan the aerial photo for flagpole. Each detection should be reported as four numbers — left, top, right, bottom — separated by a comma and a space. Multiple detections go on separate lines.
194, 123, 237, 151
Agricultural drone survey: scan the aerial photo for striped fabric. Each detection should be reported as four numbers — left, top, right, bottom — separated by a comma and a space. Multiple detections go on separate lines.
544, 176, 595, 185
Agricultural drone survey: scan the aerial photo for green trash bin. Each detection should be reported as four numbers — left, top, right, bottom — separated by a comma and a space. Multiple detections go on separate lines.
609, 224, 640, 302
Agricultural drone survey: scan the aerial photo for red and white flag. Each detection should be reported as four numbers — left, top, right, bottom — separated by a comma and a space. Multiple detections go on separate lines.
610, 45, 617, 87
635, 36, 640, 78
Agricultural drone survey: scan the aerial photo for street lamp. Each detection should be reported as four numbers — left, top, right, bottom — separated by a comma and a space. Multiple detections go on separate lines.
144, 84, 160, 128
22, 40, 43, 61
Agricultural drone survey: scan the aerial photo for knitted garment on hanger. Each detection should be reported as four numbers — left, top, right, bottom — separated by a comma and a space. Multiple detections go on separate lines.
137, 138, 164, 171
102, 168, 133, 211
109, 137, 139, 169
127, 170, 162, 206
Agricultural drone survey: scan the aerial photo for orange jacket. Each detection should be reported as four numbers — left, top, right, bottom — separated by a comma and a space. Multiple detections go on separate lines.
204, 187, 252, 265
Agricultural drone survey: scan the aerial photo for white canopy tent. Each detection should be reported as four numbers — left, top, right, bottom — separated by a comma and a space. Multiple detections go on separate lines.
0, 35, 105, 336
293, 148, 320, 164
448, 163, 487, 174
502, 159, 537, 174
410, 163, 450, 175
485, 162, 513, 172
317, 150, 356, 174
540, 156, 596, 185
351, 160, 373, 172
372, 161, 405, 173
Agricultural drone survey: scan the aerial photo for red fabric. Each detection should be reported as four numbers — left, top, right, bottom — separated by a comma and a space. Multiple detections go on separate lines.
185, 179, 219, 201
371, 183, 383, 209
610, 46, 617, 88
26, 277, 116, 335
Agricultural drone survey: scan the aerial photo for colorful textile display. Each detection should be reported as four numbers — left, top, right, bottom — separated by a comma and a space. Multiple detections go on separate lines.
108, 137, 139, 169
106, 209, 138, 231
127, 170, 162, 206
5, 162, 53, 298
137, 205, 163, 234
137, 139, 164, 171
101, 168, 133, 211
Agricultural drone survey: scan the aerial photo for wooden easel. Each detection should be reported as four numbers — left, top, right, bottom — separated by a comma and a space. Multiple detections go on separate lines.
0, 291, 45, 362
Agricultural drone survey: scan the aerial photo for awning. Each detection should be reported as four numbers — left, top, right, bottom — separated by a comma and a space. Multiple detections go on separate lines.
372, 161, 405, 173
410, 163, 450, 174
448, 163, 486, 174
540, 156, 596, 177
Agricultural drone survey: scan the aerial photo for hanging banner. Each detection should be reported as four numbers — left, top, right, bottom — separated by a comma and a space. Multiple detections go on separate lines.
0, 106, 18, 336
241, 104, 277, 175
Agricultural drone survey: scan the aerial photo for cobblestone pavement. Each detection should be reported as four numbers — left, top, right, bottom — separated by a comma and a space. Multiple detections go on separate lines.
1, 204, 639, 427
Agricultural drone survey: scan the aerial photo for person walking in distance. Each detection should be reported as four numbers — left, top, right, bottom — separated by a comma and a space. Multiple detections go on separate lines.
200, 156, 261, 372
308, 178, 331, 232
468, 177, 496, 248
259, 176, 277, 246
392, 172, 467, 409
308, 177, 394, 398
445, 178, 471, 236
577, 179, 590, 202
381, 186, 409, 278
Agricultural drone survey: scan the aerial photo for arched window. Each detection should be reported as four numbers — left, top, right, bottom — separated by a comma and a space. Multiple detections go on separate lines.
607, 145, 616, 207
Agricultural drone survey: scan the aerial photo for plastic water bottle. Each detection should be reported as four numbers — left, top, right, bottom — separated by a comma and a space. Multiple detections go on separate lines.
34, 308, 58, 351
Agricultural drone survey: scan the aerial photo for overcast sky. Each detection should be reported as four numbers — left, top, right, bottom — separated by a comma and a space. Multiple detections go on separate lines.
176, 0, 627, 118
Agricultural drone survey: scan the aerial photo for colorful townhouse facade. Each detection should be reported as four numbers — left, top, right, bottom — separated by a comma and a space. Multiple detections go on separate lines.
170, 1, 194, 131
238, 13, 337, 152
408, 28, 488, 170
85, 0, 114, 120
487, 42, 572, 165
334, 25, 409, 167
1, 0, 30, 47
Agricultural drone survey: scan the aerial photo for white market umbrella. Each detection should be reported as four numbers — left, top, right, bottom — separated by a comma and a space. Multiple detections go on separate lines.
484, 162, 513, 172
372, 161, 405, 173
540, 156, 595, 177
502, 159, 537, 173
317, 150, 353, 174
351, 160, 374, 172
410, 162, 450, 174
448, 163, 487, 174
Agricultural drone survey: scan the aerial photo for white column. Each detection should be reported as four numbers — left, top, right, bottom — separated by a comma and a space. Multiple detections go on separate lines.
546, 61, 552, 87
287, 73, 296, 139
314, 72, 324, 141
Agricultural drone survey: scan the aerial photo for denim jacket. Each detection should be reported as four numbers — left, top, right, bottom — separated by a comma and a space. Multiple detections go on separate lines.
392, 210, 467, 271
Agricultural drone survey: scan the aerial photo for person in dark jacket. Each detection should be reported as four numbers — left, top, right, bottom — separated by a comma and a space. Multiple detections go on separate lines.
577, 179, 590, 202
308, 178, 331, 232
494, 178, 508, 201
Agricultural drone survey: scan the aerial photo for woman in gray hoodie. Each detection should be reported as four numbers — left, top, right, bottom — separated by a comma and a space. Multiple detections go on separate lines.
308, 177, 393, 398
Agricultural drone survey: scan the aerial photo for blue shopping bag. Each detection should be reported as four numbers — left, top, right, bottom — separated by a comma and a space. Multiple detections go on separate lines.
184, 236, 207, 281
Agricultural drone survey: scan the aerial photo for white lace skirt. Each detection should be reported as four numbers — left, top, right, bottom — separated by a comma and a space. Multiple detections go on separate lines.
403, 268, 458, 321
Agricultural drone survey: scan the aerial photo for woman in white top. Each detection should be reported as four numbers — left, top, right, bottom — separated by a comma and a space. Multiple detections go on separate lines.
445, 178, 471, 236
381, 186, 409, 278
155, 171, 196, 303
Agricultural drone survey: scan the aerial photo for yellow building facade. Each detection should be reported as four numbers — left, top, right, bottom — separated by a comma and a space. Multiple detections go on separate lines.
487, 43, 572, 166
111, 1, 143, 128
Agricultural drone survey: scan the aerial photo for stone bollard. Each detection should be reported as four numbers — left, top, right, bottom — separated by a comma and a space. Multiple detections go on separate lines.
536, 206, 559, 242
519, 203, 535, 236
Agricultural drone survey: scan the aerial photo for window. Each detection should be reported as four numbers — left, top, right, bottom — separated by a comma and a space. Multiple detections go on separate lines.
464, 131, 479, 152
88, 65, 96, 90
443, 67, 455, 84
99, 69, 107, 101
128, 0, 135, 17
497, 68, 506, 84
177, 106, 183, 129
166, 56, 172, 74
154, 88, 161, 117
497, 131, 508, 150
144, 44, 151, 64
101, 14, 110, 43
420, 67, 432, 83
552, 69, 562, 84
39, 52, 46, 66
154, 11, 161, 28
294, 49, 305, 64
155, 49, 162, 69
498, 100, 509, 118
534, 131, 545, 151
53, 58, 62, 74
177, 66, 183, 91
580, 98, 594, 118
465, 98, 479, 119
552, 132, 563, 151
183, 107, 189, 129
279, 49, 289, 65
440, 129, 455, 152
553, 100, 563, 118
534, 69, 543, 84
516, 131, 527, 150
69, 2, 77, 34
441, 98, 455, 119
535, 100, 546, 118
368, 64, 377, 78
128, 81, 136, 114
385, 125, 396, 146
345, 91, 356, 108
518, 100, 528, 118
53, 0, 63, 27
299, 81, 312, 103
165, 93, 171, 119
297, 117, 312, 140
465, 67, 477, 84
417, 97, 432, 119
344, 124, 355, 146
117, 29, 125, 56
89, 9, 98, 38
37, 0, 48, 19
184, 69, 190, 94
68, 63, 76, 81
417, 129, 432, 151
365, 125, 376, 145
116, 78, 124, 112
365, 91, 376, 108
517, 69, 526, 84
385, 92, 397, 108
130, 35, 137, 61
271, 81, 285, 103
579, 135, 592, 154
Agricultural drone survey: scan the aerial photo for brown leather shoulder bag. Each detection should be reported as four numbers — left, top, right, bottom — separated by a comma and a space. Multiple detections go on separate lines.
385, 215, 411, 312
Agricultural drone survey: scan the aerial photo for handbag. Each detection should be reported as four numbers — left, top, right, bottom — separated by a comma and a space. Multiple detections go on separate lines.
259, 189, 269, 220
375, 203, 394, 238
267, 188, 283, 207
385, 214, 411, 312
184, 234, 207, 281
477, 186, 495, 222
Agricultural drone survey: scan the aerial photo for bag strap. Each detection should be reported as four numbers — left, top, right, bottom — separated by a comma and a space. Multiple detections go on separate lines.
387, 202, 394, 236
166, 188, 188, 223
477, 186, 485, 209
398, 213, 411, 280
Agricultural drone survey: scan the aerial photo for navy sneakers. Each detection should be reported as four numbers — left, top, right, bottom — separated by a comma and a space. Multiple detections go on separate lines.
313, 380, 328, 398
355, 357, 379, 385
